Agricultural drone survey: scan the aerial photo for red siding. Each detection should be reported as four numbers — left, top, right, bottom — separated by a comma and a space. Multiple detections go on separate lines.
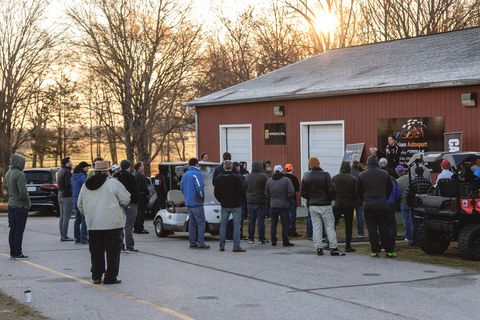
196, 86, 480, 171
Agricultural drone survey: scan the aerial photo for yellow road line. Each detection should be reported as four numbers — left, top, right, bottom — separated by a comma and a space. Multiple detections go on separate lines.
0, 253, 193, 320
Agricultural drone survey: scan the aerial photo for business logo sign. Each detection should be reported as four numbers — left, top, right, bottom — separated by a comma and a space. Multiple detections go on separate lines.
378, 117, 445, 165
444, 132, 463, 152
264, 123, 286, 145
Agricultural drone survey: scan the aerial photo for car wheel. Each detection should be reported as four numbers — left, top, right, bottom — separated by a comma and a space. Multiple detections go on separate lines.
417, 225, 450, 254
458, 224, 480, 260
154, 217, 168, 238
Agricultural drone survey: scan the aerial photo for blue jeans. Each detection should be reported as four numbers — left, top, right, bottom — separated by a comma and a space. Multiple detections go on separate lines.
288, 199, 297, 235
356, 205, 364, 236
8, 206, 28, 257
220, 207, 242, 249
74, 207, 88, 242
247, 204, 265, 241
307, 210, 313, 237
401, 203, 413, 241
188, 206, 206, 246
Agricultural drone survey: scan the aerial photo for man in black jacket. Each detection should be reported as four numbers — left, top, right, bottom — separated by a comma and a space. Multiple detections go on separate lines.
116, 160, 139, 252
215, 160, 246, 252
244, 161, 268, 244
133, 161, 149, 234
57, 157, 74, 241
333, 161, 357, 252
284, 163, 301, 237
357, 155, 395, 257
153, 164, 167, 211
301, 157, 344, 256
212, 152, 231, 185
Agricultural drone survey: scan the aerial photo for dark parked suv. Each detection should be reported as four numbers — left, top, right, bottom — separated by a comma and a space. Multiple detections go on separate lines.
24, 168, 59, 214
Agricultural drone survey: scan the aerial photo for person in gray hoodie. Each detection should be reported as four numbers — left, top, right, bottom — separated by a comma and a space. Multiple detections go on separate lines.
244, 161, 268, 244
265, 165, 294, 247
5, 154, 31, 259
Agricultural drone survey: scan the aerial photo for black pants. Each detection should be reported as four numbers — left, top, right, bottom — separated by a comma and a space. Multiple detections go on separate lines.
134, 198, 147, 232
334, 206, 354, 247
8, 206, 28, 257
364, 208, 394, 253
89, 228, 123, 282
270, 207, 289, 243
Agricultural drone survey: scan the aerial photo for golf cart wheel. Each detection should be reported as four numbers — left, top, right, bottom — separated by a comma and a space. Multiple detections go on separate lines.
154, 217, 168, 238
458, 224, 480, 261
417, 225, 450, 254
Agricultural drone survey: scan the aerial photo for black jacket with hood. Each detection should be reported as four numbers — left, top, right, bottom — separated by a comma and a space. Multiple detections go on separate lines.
357, 156, 393, 210
301, 168, 335, 206
214, 171, 246, 208
244, 161, 268, 204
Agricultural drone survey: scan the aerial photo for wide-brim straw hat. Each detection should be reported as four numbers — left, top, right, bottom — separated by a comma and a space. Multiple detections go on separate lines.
94, 160, 111, 172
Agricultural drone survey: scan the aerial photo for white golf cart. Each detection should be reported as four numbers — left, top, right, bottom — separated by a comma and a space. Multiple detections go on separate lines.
153, 162, 226, 237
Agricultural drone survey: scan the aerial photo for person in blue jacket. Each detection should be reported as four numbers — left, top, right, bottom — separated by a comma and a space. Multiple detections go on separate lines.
72, 161, 90, 244
379, 158, 401, 245
181, 158, 210, 250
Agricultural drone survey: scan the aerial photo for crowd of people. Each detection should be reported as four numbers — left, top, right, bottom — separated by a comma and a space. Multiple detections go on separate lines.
5, 136, 468, 284
4, 154, 167, 285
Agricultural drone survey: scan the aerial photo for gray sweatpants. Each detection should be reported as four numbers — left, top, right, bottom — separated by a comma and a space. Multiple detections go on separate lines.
310, 205, 338, 250
123, 204, 137, 249
58, 196, 73, 239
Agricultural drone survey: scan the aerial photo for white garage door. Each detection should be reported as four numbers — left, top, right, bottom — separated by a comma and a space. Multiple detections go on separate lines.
220, 125, 252, 169
301, 122, 344, 177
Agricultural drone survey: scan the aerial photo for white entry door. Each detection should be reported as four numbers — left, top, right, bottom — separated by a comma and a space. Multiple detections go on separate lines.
220, 125, 252, 169
300, 121, 344, 177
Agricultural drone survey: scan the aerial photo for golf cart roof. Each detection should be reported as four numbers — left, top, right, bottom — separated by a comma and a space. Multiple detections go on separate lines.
407, 152, 447, 167
443, 152, 480, 167
407, 152, 480, 168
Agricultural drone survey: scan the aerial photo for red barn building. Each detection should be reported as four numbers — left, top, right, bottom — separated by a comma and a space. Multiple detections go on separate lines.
188, 28, 480, 178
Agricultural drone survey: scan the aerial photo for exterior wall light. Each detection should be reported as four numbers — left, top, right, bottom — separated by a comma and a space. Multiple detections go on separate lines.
461, 92, 476, 107
273, 105, 284, 117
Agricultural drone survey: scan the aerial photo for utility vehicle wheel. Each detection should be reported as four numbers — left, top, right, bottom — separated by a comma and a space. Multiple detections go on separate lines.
417, 225, 450, 254
154, 217, 168, 238
458, 224, 480, 261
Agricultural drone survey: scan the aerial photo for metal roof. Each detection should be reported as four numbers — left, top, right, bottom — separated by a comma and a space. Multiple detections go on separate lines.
189, 27, 480, 107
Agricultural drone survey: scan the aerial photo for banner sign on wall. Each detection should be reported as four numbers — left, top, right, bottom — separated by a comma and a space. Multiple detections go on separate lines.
444, 132, 463, 152
264, 123, 286, 145
377, 117, 445, 165
343, 143, 365, 163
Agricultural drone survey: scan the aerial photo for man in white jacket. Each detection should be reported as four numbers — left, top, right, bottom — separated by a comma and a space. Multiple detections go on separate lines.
78, 161, 130, 285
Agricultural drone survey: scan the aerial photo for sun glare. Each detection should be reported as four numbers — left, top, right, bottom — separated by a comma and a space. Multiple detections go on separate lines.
313, 10, 337, 35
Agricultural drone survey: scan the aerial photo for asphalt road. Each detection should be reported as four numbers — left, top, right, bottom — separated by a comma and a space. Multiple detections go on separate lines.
1, 216, 479, 320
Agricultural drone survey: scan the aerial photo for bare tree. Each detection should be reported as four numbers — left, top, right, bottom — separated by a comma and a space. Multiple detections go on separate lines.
0, 0, 57, 192
358, 0, 480, 42
69, 0, 201, 175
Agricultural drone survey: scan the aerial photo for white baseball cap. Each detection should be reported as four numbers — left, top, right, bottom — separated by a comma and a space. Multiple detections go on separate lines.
111, 164, 120, 171
274, 164, 283, 173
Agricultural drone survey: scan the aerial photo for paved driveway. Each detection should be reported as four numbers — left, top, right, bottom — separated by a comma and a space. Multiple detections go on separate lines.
0, 216, 479, 320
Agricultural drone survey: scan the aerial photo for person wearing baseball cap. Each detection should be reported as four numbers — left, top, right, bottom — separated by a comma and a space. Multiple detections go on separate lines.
78, 160, 131, 284
437, 160, 453, 182
265, 164, 295, 247
72, 161, 91, 244
111, 164, 121, 176
284, 164, 301, 237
